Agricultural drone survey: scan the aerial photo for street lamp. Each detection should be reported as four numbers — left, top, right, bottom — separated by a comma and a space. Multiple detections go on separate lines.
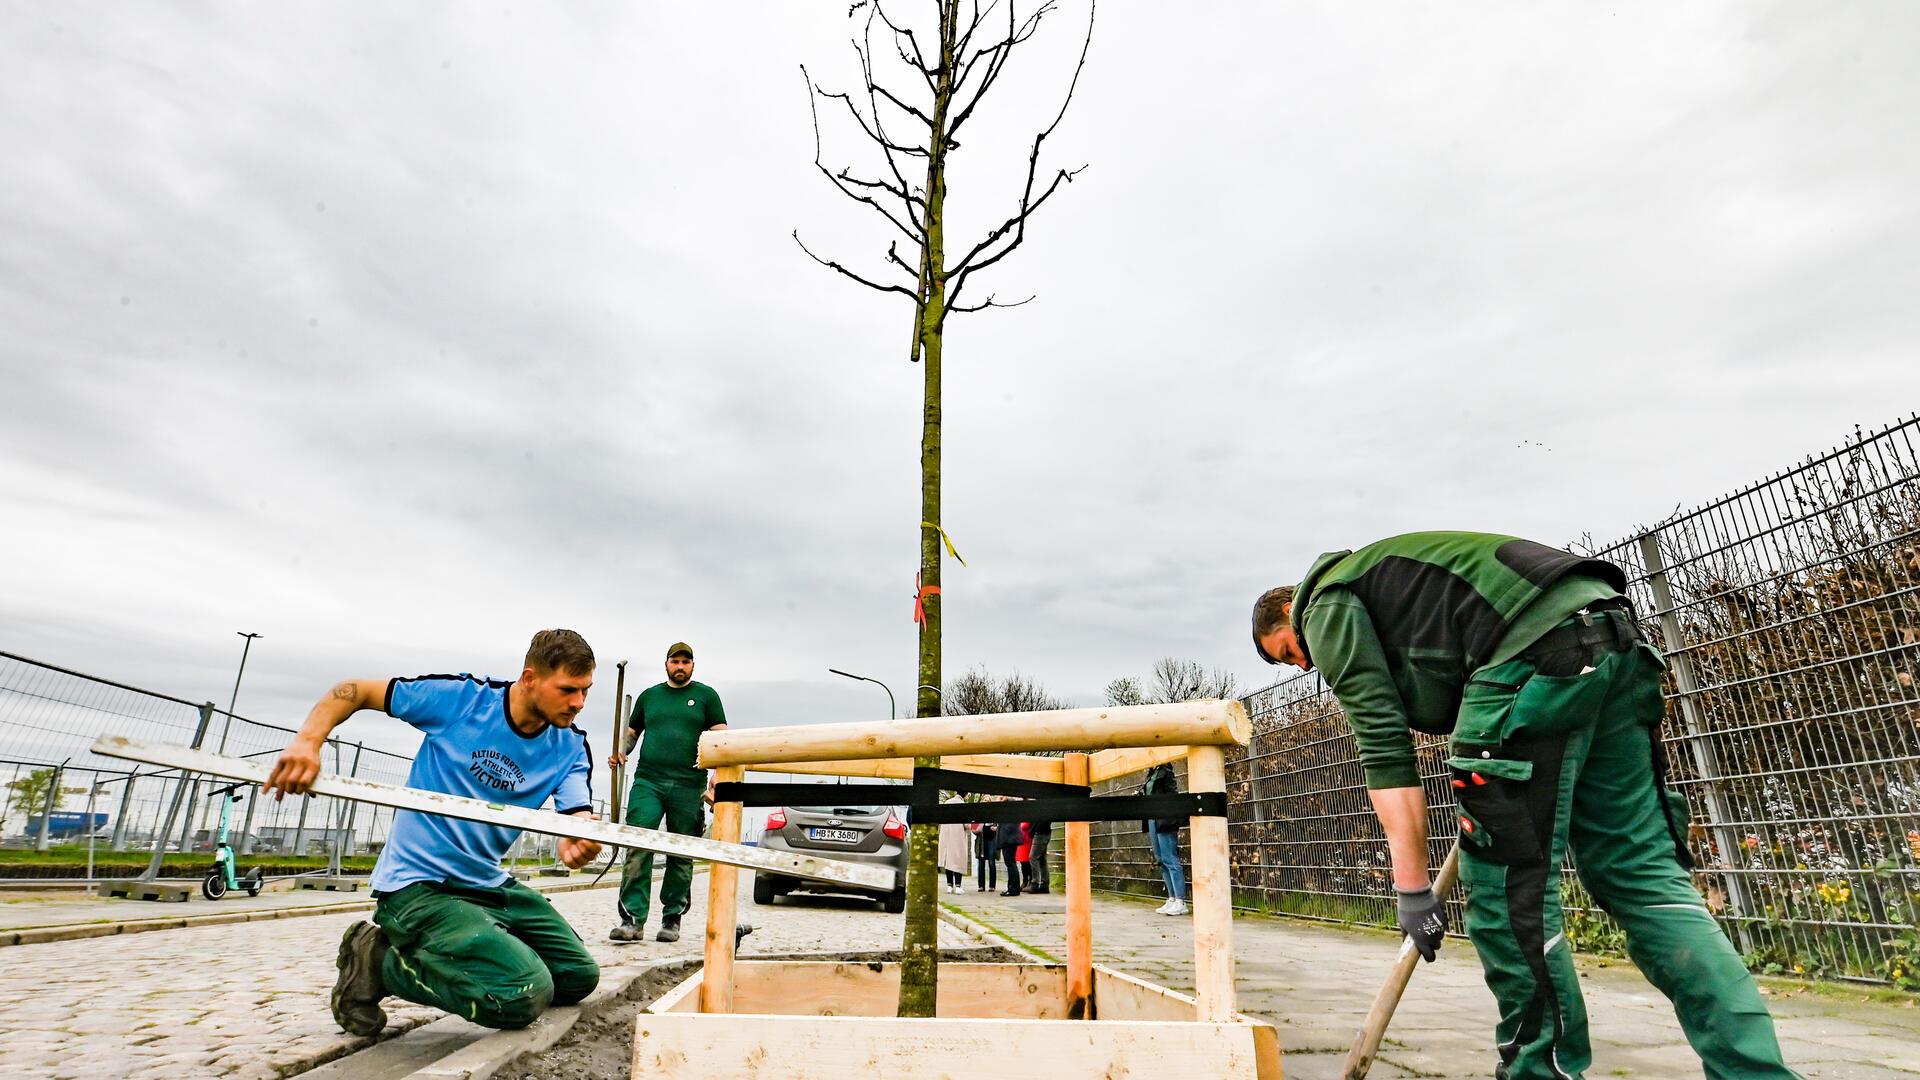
215, 632, 263, 754
828, 668, 896, 719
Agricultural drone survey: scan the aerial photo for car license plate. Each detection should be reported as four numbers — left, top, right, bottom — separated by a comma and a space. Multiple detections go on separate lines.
808, 827, 862, 843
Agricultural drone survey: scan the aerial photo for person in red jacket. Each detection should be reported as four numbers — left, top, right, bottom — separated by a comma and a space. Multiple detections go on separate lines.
1014, 821, 1034, 892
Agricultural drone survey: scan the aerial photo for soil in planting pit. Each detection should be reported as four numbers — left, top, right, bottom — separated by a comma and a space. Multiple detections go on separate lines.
497, 947, 1019, 1080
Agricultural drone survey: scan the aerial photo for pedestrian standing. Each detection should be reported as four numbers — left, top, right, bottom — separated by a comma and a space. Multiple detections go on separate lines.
263, 630, 603, 1035
993, 804, 1024, 896
1252, 531, 1802, 1080
1024, 817, 1054, 894
972, 820, 998, 892
1014, 821, 1034, 892
1141, 763, 1188, 915
938, 797, 971, 894
606, 642, 727, 944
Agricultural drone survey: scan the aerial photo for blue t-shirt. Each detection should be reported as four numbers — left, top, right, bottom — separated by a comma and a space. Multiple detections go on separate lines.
369, 674, 594, 893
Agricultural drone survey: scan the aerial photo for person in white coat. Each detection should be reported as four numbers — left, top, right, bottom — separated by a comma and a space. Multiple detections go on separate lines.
937, 797, 972, 895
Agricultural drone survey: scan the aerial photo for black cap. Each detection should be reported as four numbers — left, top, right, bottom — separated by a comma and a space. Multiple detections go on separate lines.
666, 642, 694, 660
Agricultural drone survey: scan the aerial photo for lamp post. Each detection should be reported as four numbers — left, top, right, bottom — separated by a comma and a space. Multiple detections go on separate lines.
828, 668, 896, 719
216, 632, 263, 754
219, 632, 262, 853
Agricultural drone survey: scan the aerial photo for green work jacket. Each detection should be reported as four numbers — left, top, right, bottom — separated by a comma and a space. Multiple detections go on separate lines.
1293, 531, 1625, 789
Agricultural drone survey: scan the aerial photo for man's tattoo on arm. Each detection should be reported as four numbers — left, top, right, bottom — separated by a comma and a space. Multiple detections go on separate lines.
623, 727, 641, 754
331, 682, 357, 702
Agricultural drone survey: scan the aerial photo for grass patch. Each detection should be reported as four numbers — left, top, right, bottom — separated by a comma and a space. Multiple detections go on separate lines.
941, 902, 1060, 963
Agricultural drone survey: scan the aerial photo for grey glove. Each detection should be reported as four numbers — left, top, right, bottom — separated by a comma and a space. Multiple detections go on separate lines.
1396, 885, 1446, 962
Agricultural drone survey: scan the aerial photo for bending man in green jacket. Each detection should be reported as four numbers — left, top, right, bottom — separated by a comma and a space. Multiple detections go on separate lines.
606, 641, 727, 944
1252, 532, 1798, 1080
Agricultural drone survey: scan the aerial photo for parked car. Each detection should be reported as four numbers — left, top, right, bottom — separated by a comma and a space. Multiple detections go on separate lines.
752, 804, 909, 913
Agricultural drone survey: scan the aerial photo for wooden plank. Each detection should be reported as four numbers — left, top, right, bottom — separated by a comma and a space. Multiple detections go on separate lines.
90, 735, 892, 891
1187, 745, 1236, 1022
632, 1013, 1272, 1079
699, 700, 1250, 768
1088, 744, 1190, 784
1092, 965, 1201, 1022
649, 969, 702, 1014
699, 765, 744, 1015
1063, 752, 1093, 1017
677, 960, 1069, 1019
749, 753, 1064, 783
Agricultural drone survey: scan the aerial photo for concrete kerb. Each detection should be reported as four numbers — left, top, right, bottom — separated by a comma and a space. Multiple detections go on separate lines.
1, 875, 618, 948
937, 902, 1052, 963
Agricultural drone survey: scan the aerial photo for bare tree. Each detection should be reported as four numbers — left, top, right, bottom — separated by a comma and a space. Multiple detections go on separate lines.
1103, 676, 1148, 707
797, 0, 1094, 1017
946, 666, 1067, 715
1150, 657, 1241, 704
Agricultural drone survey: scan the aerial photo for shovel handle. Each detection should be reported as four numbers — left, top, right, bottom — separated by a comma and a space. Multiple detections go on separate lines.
1340, 844, 1462, 1080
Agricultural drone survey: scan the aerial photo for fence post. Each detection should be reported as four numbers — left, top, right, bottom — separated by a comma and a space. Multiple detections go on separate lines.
34, 761, 65, 852
110, 773, 136, 852
1638, 530, 1753, 951
140, 703, 215, 881
331, 742, 364, 874
237, 773, 261, 855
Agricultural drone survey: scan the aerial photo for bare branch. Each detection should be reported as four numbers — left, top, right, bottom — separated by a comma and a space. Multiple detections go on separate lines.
793, 231, 922, 299
801, 65, 926, 241
947, 291, 1035, 315
948, 1, 1095, 279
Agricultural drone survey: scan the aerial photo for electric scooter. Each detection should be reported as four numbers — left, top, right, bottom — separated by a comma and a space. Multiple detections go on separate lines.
202, 782, 265, 900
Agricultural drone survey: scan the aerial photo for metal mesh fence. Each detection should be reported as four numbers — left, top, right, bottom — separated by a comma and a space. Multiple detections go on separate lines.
1091, 413, 1920, 987
0, 651, 424, 878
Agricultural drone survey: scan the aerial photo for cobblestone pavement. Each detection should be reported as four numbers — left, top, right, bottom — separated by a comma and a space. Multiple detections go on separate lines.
948, 887, 1920, 1080
1, 869, 963, 1079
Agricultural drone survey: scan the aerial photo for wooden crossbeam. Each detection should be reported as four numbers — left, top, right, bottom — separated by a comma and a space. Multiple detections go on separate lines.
1089, 745, 1189, 784
700, 700, 1249, 768
90, 735, 893, 891
749, 753, 1065, 784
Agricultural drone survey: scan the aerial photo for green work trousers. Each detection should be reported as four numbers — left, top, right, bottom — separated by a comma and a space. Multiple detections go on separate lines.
373, 879, 598, 1030
1450, 633, 1800, 1080
618, 770, 706, 925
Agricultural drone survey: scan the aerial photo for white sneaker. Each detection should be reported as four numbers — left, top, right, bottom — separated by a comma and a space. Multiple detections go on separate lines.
1162, 899, 1189, 916
1154, 899, 1176, 914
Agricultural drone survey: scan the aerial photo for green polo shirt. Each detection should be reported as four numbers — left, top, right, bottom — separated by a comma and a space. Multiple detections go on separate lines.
629, 680, 727, 782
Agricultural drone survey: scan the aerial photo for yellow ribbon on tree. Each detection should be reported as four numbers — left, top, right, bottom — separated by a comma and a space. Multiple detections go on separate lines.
920, 521, 967, 566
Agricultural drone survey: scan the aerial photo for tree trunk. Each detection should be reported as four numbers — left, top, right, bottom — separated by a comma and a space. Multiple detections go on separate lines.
897, 0, 958, 1020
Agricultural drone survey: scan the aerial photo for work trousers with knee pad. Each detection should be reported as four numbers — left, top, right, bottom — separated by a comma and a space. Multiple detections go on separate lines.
374, 878, 599, 1030
1450, 618, 1800, 1080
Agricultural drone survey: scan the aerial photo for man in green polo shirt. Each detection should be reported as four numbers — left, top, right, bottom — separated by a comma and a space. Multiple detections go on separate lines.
607, 641, 727, 943
1251, 532, 1799, 1080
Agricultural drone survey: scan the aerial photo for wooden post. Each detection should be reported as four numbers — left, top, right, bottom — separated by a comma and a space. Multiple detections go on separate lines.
700, 765, 745, 1015
1063, 752, 1094, 1018
1186, 745, 1234, 1021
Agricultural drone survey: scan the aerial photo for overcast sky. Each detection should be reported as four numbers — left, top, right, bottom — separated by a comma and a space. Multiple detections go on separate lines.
4, 3, 1918, 786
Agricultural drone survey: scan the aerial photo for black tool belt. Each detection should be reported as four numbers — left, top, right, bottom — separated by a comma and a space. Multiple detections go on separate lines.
714, 765, 1226, 825
1520, 597, 1642, 674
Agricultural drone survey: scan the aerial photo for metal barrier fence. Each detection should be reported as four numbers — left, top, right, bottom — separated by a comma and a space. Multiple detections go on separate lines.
1091, 413, 1920, 987
0, 652, 578, 880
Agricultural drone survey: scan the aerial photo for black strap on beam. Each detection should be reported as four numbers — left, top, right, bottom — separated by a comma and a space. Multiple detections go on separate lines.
910, 792, 1226, 826
913, 767, 1088, 802
712, 781, 909, 808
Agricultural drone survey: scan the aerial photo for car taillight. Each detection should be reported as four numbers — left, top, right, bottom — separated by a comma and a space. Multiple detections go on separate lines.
883, 813, 906, 841
766, 809, 786, 830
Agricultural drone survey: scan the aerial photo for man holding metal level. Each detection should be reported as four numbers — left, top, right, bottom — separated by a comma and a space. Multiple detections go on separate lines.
263, 629, 603, 1036
1251, 532, 1799, 1080
606, 641, 727, 944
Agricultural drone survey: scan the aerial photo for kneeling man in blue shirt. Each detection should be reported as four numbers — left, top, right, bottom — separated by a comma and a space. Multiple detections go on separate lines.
265, 629, 603, 1035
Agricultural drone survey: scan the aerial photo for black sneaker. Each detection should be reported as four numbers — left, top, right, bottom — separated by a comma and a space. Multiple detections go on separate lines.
331, 921, 389, 1037
656, 914, 681, 943
608, 920, 643, 943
